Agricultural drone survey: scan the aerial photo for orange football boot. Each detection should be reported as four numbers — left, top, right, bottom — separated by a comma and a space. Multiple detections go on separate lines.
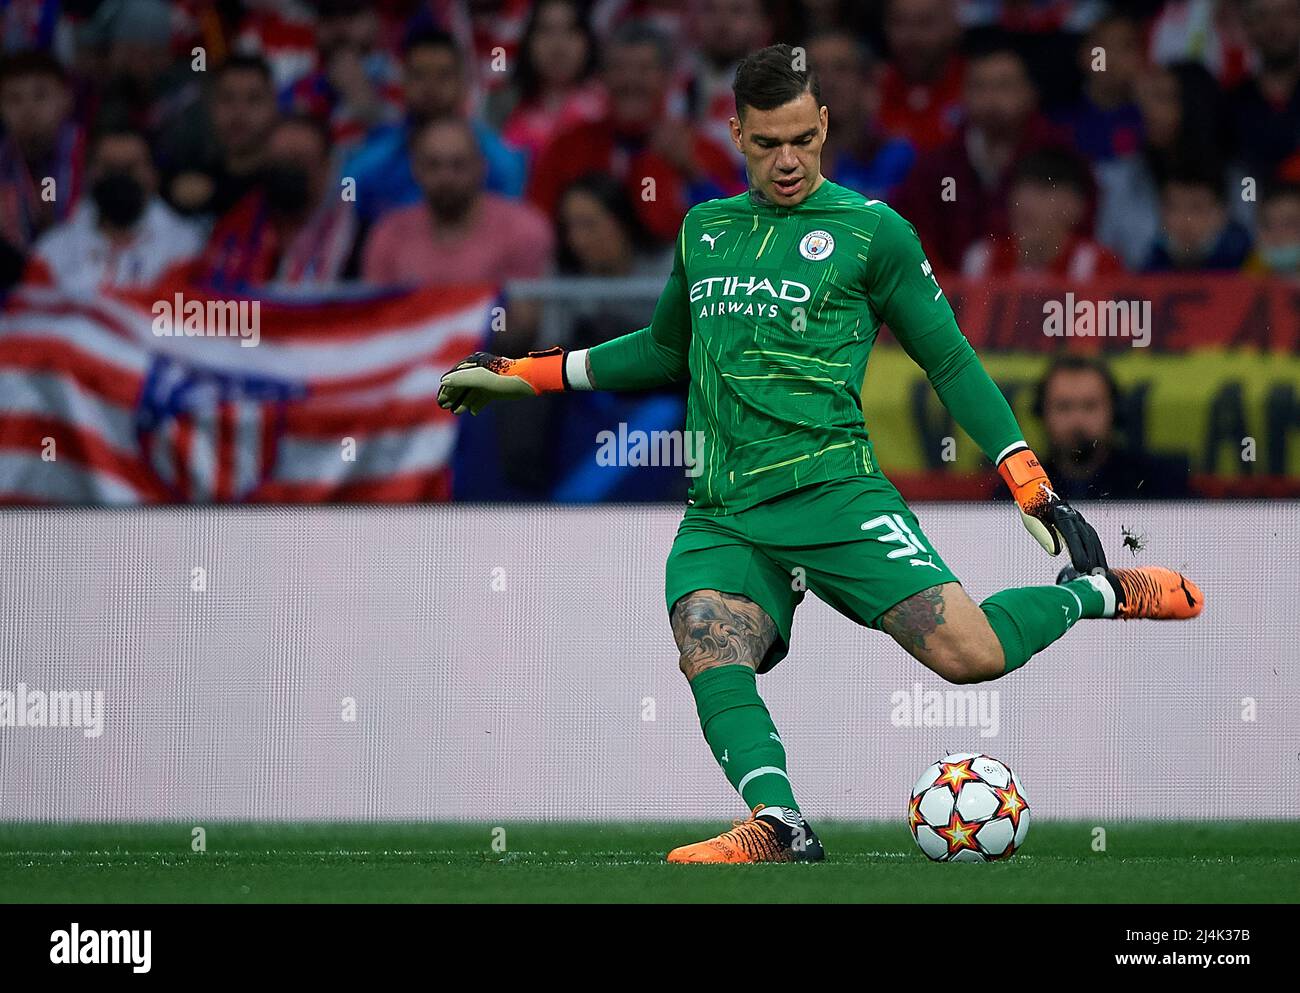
666, 805, 825, 864
1110, 567, 1204, 619
1059, 565, 1204, 619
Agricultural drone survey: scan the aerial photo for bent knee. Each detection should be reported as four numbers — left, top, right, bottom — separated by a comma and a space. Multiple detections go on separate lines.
930, 643, 1004, 684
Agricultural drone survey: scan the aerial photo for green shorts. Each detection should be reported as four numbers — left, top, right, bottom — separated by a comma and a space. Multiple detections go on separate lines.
665, 475, 959, 673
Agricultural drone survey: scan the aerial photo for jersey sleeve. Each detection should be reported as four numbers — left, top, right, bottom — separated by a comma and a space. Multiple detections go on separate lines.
865, 206, 1024, 463
585, 223, 692, 390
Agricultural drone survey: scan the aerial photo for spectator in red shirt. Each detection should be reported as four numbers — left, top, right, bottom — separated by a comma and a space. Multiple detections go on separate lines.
491, 0, 606, 164
878, 0, 965, 151
527, 20, 744, 245
895, 43, 1067, 271
362, 116, 553, 288
962, 148, 1123, 279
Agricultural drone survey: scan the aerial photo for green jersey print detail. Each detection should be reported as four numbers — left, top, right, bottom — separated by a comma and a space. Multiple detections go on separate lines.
589, 180, 961, 514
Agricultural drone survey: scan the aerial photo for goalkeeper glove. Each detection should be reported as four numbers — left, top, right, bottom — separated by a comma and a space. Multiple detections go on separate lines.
437, 346, 567, 415
997, 447, 1109, 575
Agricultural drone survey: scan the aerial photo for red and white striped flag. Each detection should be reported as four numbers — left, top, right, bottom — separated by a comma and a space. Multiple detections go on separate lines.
0, 282, 494, 504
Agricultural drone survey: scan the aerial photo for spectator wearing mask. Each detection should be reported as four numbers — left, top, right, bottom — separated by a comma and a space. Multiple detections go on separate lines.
0, 51, 83, 253
963, 148, 1121, 278
527, 20, 743, 245
1245, 182, 1300, 277
341, 28, 526, 227
896, 43, 1066, 271
25, 128, 203, 291
492, 0, 605, 165
185, 114, 360, 290
877, 0, 965, 152
361, 116, 553, 287
1033, 354, 1190, 500
806, 29, 915, 201
166, 55, 281, 220
1143, 159, 1253, 271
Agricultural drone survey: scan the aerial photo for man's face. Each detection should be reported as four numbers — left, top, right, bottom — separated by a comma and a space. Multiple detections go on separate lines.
1009, 179, 1084, 251
693, 0, 768, 65
603, 42, 668, 126
405, 46, 463, 122
1243, 0, 1300, 67
212, 69, 278, 160
885, 0, 959, 80
965, 53, 1035, 139
89, 134, 157, 195
730, 90, 827, 206
560, 189, 630, 274
1043, 369, 1114, 453
1259, 193, 1300, 249
266, 123, 328, 205
1134, 67, 1180, 148
808, 35, 872, 124
0, 72, 71, 158
1086, 19, 1142, 91
1162, 182, 1226, 261
529, 0, 591, 87
410, 121, 483, 220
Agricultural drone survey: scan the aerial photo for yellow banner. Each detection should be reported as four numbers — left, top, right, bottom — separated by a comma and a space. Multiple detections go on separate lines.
862, 346, 1300, 478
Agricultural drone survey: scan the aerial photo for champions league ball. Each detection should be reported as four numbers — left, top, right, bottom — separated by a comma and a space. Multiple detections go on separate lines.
908, 753, 1030, 862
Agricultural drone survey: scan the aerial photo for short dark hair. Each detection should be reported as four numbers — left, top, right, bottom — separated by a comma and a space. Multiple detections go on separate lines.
1012, 148, 1093, 200
1160, 153, 1226, 202
733, 44, 820, 118
214, 53, 273, 87
1033, 354, 1121, 422
271, 112, 332, 153
0, 49, 69, 88
604, 20, 673, 68
403, 26, 461, 63
88, 126, 154, 166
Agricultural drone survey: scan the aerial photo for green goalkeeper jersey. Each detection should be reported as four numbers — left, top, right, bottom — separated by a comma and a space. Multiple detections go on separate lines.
586, 179, 1023, 514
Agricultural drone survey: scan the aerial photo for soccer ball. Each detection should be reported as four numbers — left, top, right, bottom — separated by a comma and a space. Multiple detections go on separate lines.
907, 752, 1030, 862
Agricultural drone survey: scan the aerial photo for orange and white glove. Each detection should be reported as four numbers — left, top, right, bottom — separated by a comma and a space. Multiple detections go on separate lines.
437, 347, 568, 415
998, 447, 1109, 574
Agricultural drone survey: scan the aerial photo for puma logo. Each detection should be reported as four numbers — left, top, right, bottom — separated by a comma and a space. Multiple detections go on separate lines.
910, 556, 942, 570
700, 231, 725, 250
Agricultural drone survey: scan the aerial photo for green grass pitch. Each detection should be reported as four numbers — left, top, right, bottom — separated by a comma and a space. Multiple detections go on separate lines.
1, 821, 1296, 903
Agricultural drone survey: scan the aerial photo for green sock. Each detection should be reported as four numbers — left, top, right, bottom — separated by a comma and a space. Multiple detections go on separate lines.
981, 578, 1109, 674
689, 665, 799, 812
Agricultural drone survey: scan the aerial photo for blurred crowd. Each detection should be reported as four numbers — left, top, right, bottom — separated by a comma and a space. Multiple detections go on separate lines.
1, 0, 1299, 302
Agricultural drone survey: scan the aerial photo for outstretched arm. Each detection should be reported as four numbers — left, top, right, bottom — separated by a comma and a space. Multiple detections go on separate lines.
438, 228, 691, 413
866, 206, 1107, 573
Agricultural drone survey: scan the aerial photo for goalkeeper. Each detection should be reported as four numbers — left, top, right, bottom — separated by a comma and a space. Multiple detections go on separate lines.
438, 45, 1204, 864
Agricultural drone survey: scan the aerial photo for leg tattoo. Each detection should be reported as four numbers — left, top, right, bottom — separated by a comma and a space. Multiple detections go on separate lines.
671, 590, 778, 679
880, 584, 948, 657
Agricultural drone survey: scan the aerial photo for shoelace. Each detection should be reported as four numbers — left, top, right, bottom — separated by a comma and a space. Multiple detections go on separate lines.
716, 817, 786, 861
1116, 570, 1161, 617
